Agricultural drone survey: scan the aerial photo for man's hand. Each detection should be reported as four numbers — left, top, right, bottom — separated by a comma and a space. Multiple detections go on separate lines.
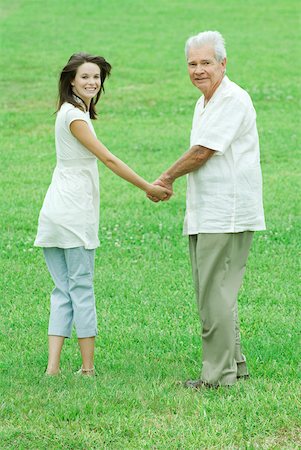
147, 175, 174, 203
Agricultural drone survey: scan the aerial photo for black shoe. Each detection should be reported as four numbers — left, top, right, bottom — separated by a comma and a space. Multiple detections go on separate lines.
183, 378, 218, 389
237, 374, 250, 380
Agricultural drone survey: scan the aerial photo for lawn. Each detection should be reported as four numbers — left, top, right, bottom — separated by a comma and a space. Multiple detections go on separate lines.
0, 0, 300, 448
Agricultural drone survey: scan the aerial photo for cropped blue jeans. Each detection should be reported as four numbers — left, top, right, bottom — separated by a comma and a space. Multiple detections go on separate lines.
43, 247, 97, 338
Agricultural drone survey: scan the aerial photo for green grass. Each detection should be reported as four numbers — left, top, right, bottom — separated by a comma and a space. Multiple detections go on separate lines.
1, 0, 300, 448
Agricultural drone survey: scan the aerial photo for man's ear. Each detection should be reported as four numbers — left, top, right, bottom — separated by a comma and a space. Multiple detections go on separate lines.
222, 58, 227, 72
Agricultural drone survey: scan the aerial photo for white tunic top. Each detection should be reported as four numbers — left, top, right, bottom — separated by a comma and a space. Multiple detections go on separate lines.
34, 103, 100, 249
183, 76, 266, 235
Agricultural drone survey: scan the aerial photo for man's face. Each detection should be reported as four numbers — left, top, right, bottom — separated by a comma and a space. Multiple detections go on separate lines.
187, 45, 226, 96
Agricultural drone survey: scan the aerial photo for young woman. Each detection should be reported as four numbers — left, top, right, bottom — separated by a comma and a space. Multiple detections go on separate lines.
34, 53, 171, 376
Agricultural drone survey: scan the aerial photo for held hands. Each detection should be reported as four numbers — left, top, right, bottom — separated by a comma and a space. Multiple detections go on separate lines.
147, 176, 174, 203
147, 182, 173, 202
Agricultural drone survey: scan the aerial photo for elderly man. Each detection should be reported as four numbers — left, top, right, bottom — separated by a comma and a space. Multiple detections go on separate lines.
150, 31, 265, 388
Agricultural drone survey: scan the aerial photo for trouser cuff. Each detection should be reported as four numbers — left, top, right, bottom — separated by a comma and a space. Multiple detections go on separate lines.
76, 327, 98, 338
48, 328, 71, 339
236, 355, 249, 378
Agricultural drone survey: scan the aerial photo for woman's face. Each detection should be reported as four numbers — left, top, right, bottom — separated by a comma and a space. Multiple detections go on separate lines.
71, 62, 101, 105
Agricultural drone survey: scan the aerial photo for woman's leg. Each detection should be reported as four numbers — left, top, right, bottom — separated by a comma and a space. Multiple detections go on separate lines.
78, 337, 95, 372
47, 336, 65, 375
64, 247, 97, 372
43, 248, 73, 374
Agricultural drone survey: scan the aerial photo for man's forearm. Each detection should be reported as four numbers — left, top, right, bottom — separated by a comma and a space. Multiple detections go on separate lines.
160, 145, 215, 183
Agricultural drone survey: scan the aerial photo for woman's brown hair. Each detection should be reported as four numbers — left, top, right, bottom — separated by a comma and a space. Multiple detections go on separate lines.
57, 52, 112, 119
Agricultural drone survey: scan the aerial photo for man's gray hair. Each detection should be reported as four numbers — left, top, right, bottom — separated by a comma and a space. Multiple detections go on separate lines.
185, 31, 226, 62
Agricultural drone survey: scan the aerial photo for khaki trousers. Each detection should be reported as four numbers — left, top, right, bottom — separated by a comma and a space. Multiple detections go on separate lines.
189, 232, 254, 386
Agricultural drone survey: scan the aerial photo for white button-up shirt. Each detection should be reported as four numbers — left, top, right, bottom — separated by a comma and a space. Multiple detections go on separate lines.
183, 76, 266, 235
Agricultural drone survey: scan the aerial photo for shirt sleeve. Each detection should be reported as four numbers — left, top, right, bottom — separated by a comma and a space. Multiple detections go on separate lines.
65, 107, 90, 129
192, 96, 247, 154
